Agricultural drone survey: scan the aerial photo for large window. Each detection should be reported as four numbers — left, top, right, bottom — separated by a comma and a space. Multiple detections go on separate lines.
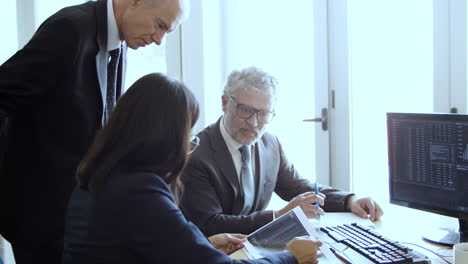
125, 43, 168, 90
223, 0, 318, 182
35, 0, 85, 26
0, 1, 18, 64
182, 0, 327, 209
184, 0, 461, 209
213, 0, 319, 181
345, 0, 436, 203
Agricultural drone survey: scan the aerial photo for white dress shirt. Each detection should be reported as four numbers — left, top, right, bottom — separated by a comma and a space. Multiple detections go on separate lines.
219, 116, 256, 181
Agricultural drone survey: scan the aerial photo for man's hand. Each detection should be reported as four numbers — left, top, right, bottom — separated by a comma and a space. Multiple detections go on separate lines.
286, 236, 323, 264
347, 195, 383, 221
208, 233, 246, 255
275, 191, 325, 219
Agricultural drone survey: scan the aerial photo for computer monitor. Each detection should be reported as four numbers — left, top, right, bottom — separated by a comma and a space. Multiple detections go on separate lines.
387, 112, 468, 246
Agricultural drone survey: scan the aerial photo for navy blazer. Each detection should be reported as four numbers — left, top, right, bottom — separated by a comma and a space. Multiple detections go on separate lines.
0, 0, 126, 246
63, 171, 297, 264
181, 118, 354, 236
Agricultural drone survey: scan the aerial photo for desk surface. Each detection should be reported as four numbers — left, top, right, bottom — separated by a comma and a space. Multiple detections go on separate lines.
231, 204, 458, 263
373, 204, 457, 264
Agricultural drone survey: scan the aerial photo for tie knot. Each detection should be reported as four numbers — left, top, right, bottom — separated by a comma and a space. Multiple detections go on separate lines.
239, 145, 251, 162
108, 47, 121, 62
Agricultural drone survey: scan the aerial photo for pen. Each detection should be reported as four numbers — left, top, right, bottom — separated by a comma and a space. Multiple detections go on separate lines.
314, 182, 320, 207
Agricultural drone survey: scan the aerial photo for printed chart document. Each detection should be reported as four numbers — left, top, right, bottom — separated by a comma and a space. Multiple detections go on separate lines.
242, 207, 341, 263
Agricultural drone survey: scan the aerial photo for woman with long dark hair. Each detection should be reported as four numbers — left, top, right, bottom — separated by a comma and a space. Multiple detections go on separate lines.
62, 73, 322, 264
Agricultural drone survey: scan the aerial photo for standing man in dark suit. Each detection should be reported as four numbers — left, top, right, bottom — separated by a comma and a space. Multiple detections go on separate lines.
181, 66, 384, 237
0, 0, 188, 263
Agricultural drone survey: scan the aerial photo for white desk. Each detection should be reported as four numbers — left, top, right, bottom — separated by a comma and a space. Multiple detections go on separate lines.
373, 204, 457, 264
231, 204, 459, 263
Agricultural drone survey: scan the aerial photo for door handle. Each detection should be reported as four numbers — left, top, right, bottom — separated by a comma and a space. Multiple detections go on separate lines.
303, 108, 328, 131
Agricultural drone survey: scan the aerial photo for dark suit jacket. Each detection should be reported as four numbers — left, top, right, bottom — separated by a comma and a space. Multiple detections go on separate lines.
63, 170, 296, 264
181, 118, 354, 236
0, 0, 126, 247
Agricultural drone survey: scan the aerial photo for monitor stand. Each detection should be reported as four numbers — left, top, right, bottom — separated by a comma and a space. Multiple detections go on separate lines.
422, 218, 468, 247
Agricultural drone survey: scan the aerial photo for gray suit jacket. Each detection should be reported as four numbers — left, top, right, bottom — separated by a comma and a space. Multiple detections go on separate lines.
181, 118, 354, 236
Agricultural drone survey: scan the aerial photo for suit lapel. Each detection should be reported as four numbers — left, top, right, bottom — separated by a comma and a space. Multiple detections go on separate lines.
210, 119, 244, 213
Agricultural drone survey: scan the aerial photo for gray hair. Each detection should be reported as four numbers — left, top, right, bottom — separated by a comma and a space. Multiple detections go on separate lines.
223, 67, 278, 100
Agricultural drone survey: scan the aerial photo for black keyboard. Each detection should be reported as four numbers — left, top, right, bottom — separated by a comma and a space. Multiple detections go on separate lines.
320, 223, 431, 264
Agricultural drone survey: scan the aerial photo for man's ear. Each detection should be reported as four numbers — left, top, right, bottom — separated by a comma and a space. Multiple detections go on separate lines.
221, 95, 228, 113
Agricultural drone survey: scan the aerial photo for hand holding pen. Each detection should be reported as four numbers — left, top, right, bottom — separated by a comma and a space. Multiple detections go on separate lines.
274, 185, 325, 219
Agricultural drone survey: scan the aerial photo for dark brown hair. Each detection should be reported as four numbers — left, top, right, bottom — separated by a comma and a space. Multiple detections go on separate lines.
76, 73, 199, 198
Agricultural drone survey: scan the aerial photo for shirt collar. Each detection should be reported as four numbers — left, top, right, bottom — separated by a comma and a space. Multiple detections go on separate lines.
220, 115, 244, 153
107, 0, 121, 51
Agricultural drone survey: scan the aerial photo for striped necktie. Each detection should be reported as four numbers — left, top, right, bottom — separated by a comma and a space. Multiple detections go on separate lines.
104, 47, 121, 123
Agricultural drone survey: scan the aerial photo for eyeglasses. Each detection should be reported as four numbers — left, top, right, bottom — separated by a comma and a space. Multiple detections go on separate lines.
188, 135, 200, 154
229, 97, 275, 124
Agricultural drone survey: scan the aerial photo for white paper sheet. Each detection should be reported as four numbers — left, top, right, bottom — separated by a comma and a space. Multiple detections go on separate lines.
242, 207, 341, 263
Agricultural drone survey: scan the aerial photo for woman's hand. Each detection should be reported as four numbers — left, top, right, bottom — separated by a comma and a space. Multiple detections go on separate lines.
208, 233, 247, 255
